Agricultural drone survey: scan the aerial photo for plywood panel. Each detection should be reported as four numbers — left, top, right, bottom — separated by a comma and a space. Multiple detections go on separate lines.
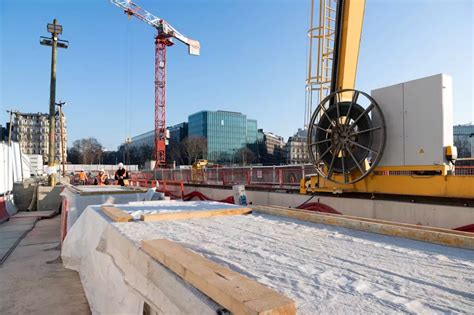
252, 206, 474, 250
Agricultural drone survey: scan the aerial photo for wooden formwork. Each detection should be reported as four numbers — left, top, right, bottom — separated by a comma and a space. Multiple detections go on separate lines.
252, 205, 474, 250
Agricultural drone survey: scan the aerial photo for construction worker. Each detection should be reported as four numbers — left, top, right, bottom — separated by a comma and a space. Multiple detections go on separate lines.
114, 162, 129, 186
95, 169, 109, 186
78, 169, 88, 185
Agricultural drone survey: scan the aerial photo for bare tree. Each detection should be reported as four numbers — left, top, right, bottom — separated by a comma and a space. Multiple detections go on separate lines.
454, 137, 471, 158
181, 136, 207, 164
71, 138, 104, 164
169, 142, 185, 165
236, 147, 256, 165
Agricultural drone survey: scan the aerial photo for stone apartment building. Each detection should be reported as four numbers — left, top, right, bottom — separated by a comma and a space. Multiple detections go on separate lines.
285, 128, 309, 164
256, 129, 286, 164
10, 111, 67, 164
263, 131, 285, 155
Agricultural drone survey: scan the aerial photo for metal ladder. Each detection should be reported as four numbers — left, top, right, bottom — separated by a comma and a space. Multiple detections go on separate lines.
305, 0, 337, 127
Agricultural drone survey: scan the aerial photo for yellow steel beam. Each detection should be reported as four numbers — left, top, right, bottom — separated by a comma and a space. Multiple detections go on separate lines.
302, 173, 474, 199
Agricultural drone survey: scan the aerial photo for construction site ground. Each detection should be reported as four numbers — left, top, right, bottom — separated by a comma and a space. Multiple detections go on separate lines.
0, 215, 90, 314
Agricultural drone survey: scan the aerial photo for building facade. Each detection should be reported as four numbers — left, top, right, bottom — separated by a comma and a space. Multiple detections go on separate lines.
188, 110, 258, 163
168, 122, 188, 145
129, 122, 189, 150
454, 123, 474, 158
0, 124, 8, 141
285, 128, 309, 164
256, 129, 286, 164
264, 131, 285, 155
10, 111, 67, 163
129, 130, 154, 149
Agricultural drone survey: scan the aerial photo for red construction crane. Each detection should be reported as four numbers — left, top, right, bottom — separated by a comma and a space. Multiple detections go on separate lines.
110, 0, 200, 168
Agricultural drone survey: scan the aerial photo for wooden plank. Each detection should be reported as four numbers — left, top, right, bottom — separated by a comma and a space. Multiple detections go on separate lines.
100, 206, 133, 222
142, 239, 296, 315
262, 205, 474, 237
252, 206, 474, 250
140, 207, 252, 222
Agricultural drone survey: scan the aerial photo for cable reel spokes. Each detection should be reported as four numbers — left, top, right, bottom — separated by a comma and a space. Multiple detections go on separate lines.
308, 89, 386, 184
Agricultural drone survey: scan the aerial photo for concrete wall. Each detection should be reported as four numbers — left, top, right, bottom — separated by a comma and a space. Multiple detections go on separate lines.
184, 185, 474, 230
37, 186, 63, 212
12, 180, 35, 211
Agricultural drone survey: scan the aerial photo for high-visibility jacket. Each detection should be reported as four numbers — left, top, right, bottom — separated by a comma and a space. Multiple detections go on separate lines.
96, 174, 107, 186
79, 171, 87, 181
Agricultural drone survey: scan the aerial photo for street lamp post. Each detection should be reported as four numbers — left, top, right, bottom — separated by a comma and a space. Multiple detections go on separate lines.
40, 19, 69, 186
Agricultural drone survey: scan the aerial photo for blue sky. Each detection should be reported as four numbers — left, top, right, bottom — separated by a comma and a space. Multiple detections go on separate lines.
1, 0, 472, 150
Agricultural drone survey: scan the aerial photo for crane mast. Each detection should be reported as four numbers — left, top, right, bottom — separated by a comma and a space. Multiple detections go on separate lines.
110, 0, 200, 168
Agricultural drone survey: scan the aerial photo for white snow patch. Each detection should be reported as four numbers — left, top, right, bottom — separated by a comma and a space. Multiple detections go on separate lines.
113, 200, 244, 220
89, 205, 474, 314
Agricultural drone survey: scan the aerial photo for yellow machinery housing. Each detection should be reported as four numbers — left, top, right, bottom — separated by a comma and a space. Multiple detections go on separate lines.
302, 0, 473, 200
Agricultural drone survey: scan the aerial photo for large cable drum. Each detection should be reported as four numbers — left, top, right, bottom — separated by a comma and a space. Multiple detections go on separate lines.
307, 89, 386, 184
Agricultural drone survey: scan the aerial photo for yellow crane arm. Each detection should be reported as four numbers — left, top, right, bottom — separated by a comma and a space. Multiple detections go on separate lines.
332, 0, 365, 93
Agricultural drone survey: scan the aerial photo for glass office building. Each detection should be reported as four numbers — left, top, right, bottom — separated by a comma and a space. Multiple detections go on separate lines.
188, 110, 258, 163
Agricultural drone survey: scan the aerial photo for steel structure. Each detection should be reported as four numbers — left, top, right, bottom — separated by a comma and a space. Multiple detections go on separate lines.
306, 0, 384, 184
110, 0, 200, 167
301, 0, 473, 200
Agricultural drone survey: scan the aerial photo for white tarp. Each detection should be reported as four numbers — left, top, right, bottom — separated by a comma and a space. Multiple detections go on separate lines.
61, 186, 148, 231
11, 142, 22, 182
21, 154, 32, 179
62, 205, 219, 314
0, 142, 27, 195
0, 143, 13, 195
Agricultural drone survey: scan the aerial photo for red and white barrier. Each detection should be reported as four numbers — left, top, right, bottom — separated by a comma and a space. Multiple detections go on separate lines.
0, 196, 9, 223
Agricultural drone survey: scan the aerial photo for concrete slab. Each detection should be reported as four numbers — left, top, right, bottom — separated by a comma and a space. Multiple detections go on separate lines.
0, 240, 17, 257
0, 230, 26, 240
0, 224, 32, 232
14, 211, 56, 218
20, 226, 59, 246
0, 217, 37, 264
0, 216, 90, 314
2, 217, 37, 226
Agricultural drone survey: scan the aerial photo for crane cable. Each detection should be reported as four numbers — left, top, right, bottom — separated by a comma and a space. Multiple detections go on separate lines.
125, 22, 132, 146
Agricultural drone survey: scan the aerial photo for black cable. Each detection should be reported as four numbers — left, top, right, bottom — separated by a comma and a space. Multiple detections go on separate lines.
296, 192, 318, 209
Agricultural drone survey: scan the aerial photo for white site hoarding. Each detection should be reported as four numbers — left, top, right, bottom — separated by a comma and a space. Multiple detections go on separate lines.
0, 142, 29, 195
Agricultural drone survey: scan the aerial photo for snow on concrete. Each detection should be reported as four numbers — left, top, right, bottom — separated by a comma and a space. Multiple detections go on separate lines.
114, 200, 244, 220
106, 207, 474, 314
71, 186, 141, 193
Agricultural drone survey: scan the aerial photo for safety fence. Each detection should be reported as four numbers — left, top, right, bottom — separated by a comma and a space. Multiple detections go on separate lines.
130, 164, 316, 189
128, 164, 474, 189
455, 166, 474, 176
